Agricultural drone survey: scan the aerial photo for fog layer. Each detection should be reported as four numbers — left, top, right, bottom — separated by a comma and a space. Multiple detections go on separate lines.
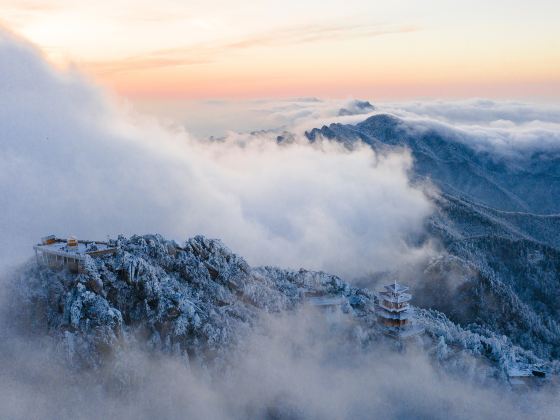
0, 28, 431, 278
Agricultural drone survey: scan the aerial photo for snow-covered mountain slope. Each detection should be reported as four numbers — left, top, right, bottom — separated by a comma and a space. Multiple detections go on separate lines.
306, 114, 560, 215
305, 114, 560, 360
6, 111, 560, 408
7, 234, 546, 384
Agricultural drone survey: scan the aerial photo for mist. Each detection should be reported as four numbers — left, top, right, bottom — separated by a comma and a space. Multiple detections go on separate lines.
1, 286, 558, 420
156, 98, 560, 161
375, 99, 560, 161
3, 25, 560, 420
0, 28, 432, 278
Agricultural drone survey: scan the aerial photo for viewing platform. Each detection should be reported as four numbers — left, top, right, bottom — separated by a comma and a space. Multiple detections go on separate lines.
33, 235, 117, 273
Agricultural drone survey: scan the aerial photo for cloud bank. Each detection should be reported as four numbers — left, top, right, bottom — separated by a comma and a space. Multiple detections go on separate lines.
2, 27, 560, 420
0, 28, 432, 278
1, 303, 558, 420
378, 99, 560, 160
146, 97, 560, 163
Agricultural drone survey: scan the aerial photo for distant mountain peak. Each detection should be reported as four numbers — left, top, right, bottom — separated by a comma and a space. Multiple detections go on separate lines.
337, 100, 375, 116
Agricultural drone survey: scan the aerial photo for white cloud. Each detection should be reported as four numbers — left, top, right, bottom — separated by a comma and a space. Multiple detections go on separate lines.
1, 28, 560, 420
0, 28, 432, 278
377, 99, 560, 159
151, 98, 560, 163
1, 307, 558, 419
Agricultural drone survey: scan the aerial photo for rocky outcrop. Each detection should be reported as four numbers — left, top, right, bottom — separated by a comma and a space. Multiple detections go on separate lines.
10, 234, 548, 382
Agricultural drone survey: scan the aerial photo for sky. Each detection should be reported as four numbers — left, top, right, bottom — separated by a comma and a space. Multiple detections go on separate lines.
1, 0, 559, 101
0, 26, 435, 276
1, 9, 560, 419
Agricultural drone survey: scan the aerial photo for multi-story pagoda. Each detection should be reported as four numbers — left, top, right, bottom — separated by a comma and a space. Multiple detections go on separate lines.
376, 281, 424, 339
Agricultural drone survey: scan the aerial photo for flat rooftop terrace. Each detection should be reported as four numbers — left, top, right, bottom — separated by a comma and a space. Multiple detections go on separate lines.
34, 237, 117, 261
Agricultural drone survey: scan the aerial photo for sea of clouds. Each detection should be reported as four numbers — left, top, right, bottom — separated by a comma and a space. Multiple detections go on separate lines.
0, 28, 433, 278
2, 26, 560, 420
3, 306, 557, 420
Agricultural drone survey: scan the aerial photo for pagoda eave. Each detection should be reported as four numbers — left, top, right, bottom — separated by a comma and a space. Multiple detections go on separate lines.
376, 309, 414, 320
377, 292, 412, 303
376, 304, 413, 312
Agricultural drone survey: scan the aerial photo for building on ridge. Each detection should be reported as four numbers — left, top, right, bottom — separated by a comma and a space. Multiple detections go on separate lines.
34, 235, 117, 273
376, 281, 424, 339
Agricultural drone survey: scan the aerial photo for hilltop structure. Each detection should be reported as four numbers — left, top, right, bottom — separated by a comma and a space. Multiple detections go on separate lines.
23, 233, 551, 390
304, 290, 346, 309
376, 281, 424, 339
34, 235, 117, 273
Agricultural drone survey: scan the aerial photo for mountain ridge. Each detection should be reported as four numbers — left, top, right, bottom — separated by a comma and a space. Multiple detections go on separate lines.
306, 114, 560, 215
305, 113, 560, 359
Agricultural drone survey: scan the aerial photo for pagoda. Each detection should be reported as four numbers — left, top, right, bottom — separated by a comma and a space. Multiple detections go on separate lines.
376, 281, 424, 338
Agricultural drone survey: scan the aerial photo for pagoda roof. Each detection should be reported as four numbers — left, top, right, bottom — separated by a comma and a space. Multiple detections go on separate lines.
378, 291, 412, 303
384, 282, 409, 294
377, 302, 410, 312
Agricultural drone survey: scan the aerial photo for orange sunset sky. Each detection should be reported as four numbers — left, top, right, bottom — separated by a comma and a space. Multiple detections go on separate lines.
1, 0, 559, 101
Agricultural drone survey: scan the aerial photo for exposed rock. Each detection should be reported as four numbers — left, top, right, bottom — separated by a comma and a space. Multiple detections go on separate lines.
10, 234, 549, 383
